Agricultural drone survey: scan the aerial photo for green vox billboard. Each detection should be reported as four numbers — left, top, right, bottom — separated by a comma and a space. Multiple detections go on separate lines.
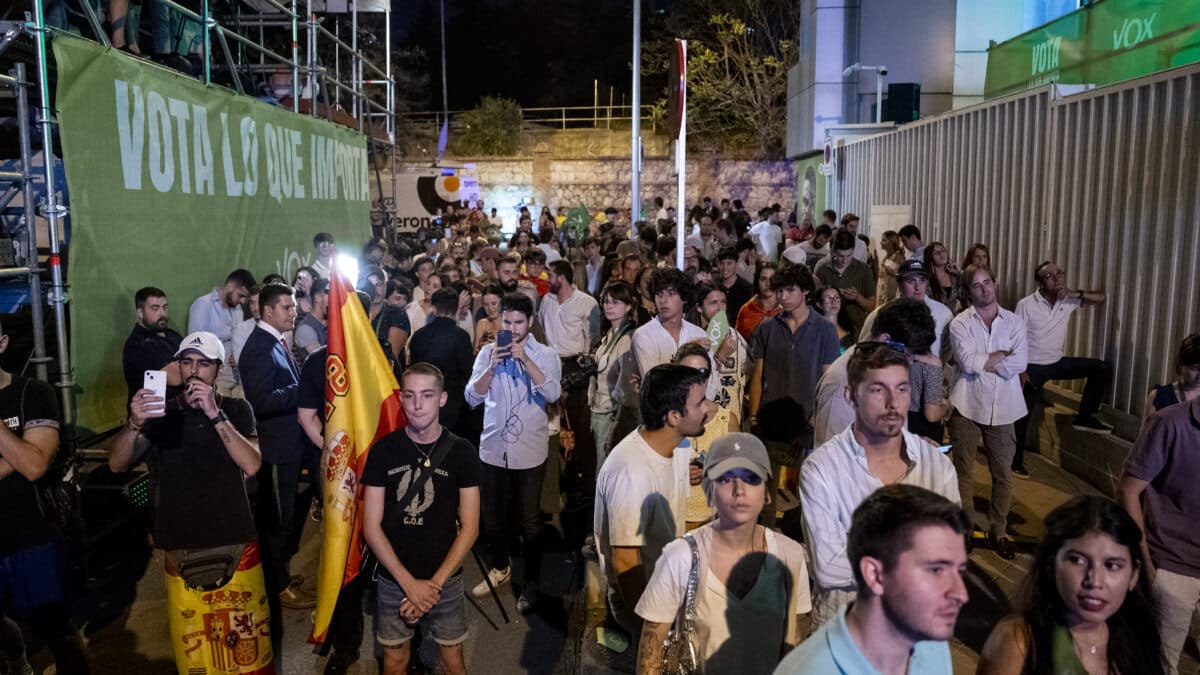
984, 0, 1200, 99
53, 35, 371, 433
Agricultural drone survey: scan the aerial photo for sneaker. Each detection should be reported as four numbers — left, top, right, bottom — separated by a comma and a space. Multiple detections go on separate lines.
989, 534, 1017, 561
517, 584, 537, 613
279, 585, 317, 609
471, 566, 511, 598
1012, 464, 1031, 479
1071, 415, 1113, 434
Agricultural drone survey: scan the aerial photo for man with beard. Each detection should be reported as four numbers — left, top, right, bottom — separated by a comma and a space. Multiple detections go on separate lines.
814, 231, 877, 337
799, 343, 960, 627
109, 332, 268, 673
123, 286, 183, 401
539, 261, 601, 485
188, 269, 256, 395
947, 265, 1027, 561
465, 293, 561, 614
495, 254, 539, 308
778, 485, 968, 674
593, 364, 713, 637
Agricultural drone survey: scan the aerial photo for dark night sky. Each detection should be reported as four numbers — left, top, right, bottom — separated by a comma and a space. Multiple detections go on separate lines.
390, 0, 660, 110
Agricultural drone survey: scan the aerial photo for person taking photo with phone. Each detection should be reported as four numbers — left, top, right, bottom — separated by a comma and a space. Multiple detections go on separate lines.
465, 293, 562, 614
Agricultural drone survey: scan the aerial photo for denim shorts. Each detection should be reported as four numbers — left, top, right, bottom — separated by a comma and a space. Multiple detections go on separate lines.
0, 540, 68, 617
376, 573, 468, 647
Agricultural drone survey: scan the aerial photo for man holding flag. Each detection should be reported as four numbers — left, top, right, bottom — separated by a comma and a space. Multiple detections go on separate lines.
310, 272, 405, 666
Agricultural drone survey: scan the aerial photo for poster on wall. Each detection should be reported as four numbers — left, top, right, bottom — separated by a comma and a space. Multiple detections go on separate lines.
793, 151, 826, 228
391, 168, 480, 232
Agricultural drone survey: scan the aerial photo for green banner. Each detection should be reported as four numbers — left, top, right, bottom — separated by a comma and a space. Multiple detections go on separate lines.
985, 0, 1200, 99
53, 35, 371, 434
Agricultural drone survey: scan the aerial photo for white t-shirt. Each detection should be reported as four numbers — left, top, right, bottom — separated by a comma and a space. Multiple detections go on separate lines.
594, 429, 692, 591
636, 523, 812, 674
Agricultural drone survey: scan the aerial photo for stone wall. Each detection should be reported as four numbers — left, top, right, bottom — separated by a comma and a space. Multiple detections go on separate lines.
394, 151, 796, 220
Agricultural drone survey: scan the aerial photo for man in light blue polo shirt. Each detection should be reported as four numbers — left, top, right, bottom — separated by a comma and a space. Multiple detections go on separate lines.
776, 485, 968, 675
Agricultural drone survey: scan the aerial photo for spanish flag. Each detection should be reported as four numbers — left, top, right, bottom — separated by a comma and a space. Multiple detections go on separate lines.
310, 271, 405, 643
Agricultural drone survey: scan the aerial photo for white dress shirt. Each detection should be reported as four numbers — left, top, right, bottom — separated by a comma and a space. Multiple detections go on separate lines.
465, 336, 563, 469
858, 295, 953, 359
749, 221, 782, 261
632, 317, 707, 376
585, 259, 603, 296
538, 287, 599, 358
949, 306, 1029, 426
800, 425, 961, 591
1015, 290, 1082, 365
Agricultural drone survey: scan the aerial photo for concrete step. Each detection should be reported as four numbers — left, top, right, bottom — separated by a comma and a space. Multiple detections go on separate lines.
1030, 385, 1134, 499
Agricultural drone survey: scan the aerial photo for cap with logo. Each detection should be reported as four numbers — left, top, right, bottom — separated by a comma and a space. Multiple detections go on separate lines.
174, 331, 226, 362
898, 259, 929, 280
702, 432, 772, 490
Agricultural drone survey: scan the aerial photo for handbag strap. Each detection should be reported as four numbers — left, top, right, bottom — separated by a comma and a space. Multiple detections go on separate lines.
676, 535, 700, 633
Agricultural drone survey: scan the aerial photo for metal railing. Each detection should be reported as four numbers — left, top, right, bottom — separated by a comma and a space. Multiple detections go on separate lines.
53, 0, 397, 142
399, 104, 660, 135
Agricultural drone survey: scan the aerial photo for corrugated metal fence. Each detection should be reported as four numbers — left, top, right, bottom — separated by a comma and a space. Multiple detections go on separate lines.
834, 62, 1200, 419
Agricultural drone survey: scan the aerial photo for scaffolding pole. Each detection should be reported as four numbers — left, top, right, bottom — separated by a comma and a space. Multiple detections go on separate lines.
29, 0, 76, 427
13, 63, 49, 384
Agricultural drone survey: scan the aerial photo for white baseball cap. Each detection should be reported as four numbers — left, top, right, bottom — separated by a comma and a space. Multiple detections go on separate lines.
174, 331, 226, 362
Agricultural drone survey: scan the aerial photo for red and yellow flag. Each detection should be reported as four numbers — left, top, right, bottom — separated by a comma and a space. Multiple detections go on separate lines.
310, 271, 405, 643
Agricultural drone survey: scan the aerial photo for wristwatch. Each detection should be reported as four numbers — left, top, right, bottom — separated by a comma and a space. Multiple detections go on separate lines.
209, 410, 230, 425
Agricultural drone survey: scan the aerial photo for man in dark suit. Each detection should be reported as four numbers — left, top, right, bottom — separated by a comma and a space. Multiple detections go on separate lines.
408, 287, 475, 438
238, 283, 313, 655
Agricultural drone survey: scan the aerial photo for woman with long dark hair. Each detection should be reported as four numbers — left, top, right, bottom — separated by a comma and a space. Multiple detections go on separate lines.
588, 281, 639, 465
924, 242, 961, 311
978, 496, 1164, 675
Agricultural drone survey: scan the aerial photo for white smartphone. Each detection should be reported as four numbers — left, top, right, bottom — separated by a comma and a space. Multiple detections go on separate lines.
143, 370, 167, 414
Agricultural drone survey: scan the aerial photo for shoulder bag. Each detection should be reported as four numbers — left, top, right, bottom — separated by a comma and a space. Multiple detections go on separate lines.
660, 535, 703, 675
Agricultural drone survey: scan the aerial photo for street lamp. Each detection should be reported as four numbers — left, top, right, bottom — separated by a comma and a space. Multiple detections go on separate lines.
842, 63, 889, 124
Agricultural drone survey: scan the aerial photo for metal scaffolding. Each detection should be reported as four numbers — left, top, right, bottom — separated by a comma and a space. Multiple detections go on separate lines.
1, 0, 399, 434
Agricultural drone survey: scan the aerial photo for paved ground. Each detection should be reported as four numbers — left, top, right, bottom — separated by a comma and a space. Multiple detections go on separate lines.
26, 416, 1200, 674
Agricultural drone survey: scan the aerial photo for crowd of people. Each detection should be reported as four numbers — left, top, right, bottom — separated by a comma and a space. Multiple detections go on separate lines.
1, 196, 1198, 675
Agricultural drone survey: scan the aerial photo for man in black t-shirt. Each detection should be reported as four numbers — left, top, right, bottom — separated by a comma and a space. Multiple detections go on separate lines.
0, 323, 89, 674
363, 362, 480, 675
109, 331, 274, 669
122, 286, 184, 401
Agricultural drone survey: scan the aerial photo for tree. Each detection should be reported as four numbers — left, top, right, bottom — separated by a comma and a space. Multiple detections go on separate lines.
643, 0, 799, 159
452, 97, 523, 157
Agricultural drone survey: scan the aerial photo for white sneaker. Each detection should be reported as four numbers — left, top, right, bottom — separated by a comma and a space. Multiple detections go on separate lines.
471, 566, 512, 597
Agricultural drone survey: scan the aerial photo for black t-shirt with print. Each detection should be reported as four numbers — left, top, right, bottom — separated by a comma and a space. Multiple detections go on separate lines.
0, 376, 61, 556
140, 397, 259, 550
361, 428, 480, 580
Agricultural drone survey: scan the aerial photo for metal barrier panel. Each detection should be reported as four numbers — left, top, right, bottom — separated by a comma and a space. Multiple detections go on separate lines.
833, 62, 1200, 419
837, 86, 1052, 306
1045, 65, 1200, 416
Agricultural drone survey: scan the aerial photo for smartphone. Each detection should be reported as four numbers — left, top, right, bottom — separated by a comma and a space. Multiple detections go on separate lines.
496, 329, 513, 354
143, 370, 167, 414
707, 310, 730, 346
